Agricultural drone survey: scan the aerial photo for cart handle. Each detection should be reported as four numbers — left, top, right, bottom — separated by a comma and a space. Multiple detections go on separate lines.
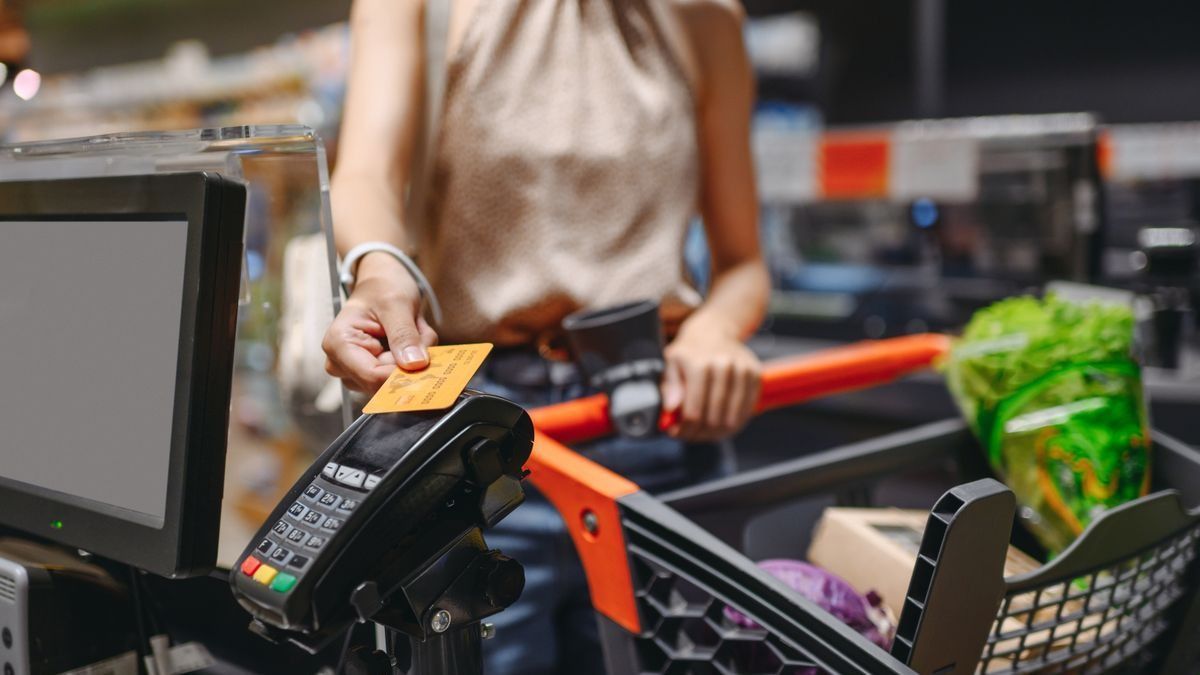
523, 333, 950, 634
530, 333, 951, 445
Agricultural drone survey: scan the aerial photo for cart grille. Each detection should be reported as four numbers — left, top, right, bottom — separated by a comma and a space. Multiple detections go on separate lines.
630, 551, 825, 675
978, 523, 1200, 674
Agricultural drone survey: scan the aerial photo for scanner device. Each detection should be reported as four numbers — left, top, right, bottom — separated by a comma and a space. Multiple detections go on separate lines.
229, 391, 533, 656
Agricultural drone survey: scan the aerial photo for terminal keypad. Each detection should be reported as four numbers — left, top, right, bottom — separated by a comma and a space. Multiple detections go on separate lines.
239, 473, 379, 594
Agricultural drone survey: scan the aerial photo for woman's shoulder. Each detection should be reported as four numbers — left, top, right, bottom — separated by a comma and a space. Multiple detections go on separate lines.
664, 0, 749, 100
666, 0, 747, 65
667, 0, 746, 33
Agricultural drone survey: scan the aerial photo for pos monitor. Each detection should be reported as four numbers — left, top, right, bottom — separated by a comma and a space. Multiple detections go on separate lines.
0, 173, 245, 577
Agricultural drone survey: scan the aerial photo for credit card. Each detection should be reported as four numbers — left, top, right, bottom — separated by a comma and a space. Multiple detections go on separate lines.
363, 343, 494, 413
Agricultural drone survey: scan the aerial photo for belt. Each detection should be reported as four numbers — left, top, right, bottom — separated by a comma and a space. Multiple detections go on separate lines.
484, 314, 678, 389
485, 346, 583, 388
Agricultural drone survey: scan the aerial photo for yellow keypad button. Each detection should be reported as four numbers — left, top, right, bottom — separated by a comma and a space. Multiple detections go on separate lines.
252, 564, 278, 585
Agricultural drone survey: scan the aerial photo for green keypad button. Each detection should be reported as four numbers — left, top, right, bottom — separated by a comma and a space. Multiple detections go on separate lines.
270, 572, 297, 593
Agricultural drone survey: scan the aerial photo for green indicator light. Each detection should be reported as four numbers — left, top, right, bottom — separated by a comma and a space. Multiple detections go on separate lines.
50, 520, 63, 529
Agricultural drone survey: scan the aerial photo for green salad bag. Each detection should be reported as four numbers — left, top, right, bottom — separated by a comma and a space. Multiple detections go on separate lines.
944, 295, 1151, 554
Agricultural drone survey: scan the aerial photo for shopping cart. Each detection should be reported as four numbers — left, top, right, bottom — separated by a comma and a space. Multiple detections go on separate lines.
524, 334, 1200, 674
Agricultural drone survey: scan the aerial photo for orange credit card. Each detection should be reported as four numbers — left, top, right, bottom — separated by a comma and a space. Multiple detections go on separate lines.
363, 343, 494, 414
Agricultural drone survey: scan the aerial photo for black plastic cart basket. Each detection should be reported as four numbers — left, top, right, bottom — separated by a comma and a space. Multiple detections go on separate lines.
663, 420, 1200, 674
526, 336, 1200, 675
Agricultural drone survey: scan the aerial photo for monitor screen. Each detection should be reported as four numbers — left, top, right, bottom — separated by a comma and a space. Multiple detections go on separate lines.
0, 219, 188, 528
0, 173, 245, 577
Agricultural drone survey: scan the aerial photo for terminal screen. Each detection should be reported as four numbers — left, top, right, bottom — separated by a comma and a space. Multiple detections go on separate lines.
337, 412, 442, 473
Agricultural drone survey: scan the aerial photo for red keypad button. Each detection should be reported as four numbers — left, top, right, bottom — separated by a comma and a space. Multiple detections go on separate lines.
240, 556, 262, 577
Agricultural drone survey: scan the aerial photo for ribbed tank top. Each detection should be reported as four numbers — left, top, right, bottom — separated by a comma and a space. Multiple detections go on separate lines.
416, 0, 701, 345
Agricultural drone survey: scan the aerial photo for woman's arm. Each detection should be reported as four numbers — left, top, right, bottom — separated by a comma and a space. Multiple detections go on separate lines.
663, 0, 770, 441
332, 0, 423, 254
323, 0, 437, 392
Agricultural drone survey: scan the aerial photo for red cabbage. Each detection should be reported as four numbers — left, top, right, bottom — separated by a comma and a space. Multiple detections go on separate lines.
725, 559, 894, 651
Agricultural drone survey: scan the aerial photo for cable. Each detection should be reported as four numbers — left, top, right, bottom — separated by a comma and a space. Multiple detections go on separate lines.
334, 626, 355, 675
147, 581, 170, 638
127, 565, 151, 663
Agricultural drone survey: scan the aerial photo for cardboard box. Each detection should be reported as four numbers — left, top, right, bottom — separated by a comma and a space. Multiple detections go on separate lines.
807, 507, 1041, 617
806, 507, 1112, 663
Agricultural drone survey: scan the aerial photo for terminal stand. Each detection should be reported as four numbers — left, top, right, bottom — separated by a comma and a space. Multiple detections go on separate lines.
343, 527, 522, 675
244, 499, 525, 675
245, 524, 522, 675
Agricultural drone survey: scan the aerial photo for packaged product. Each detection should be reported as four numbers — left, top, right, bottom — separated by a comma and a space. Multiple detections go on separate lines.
944, 295, 1151, 553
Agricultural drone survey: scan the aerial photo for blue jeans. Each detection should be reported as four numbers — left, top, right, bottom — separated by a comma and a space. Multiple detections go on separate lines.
474, 373, 732, 675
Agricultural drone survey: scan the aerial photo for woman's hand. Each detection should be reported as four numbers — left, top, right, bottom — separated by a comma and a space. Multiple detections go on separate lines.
660, 316, 761, 442
322, 253, 438, 393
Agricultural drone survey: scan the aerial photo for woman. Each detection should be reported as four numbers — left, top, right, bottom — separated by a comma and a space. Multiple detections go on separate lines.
323, 0, 768, 671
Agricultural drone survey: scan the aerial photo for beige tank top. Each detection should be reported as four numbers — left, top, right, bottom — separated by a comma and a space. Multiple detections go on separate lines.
416, 0, 702, 346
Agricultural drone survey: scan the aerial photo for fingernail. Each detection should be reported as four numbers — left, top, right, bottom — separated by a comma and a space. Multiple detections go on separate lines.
401, 346, 426, 365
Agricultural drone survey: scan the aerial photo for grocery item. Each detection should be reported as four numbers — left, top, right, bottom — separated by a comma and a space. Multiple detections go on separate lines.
806, 507, 1041, 617
944, 295, 1151, 553
726, 559, 894, 650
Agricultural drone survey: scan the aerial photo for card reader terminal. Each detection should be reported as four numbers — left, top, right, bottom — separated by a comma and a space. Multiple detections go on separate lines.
230, 391, 533, 648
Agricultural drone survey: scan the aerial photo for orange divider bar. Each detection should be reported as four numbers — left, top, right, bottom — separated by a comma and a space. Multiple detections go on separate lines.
530, 333, 951, 445
753, 332, 950, 412
524, 432, 642, 633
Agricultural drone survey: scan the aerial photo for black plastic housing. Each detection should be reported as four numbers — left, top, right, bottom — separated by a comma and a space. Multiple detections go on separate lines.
0, 173, 245, 578
596, 421, 1200, 674
229, 391, 533, 650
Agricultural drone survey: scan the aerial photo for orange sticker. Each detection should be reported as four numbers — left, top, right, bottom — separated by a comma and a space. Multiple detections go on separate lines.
363, 343, 494, 413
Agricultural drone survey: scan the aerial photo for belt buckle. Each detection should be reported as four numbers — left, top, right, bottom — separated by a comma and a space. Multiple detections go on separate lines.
535, 330, 572, 363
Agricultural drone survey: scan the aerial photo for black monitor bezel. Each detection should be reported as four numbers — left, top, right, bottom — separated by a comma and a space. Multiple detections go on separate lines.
0, 172, 245, 577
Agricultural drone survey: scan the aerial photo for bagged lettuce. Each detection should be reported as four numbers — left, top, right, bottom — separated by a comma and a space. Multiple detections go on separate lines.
944, 295, 1151, 554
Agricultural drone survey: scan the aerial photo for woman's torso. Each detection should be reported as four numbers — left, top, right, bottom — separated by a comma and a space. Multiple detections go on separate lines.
417, 0, 702, 346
